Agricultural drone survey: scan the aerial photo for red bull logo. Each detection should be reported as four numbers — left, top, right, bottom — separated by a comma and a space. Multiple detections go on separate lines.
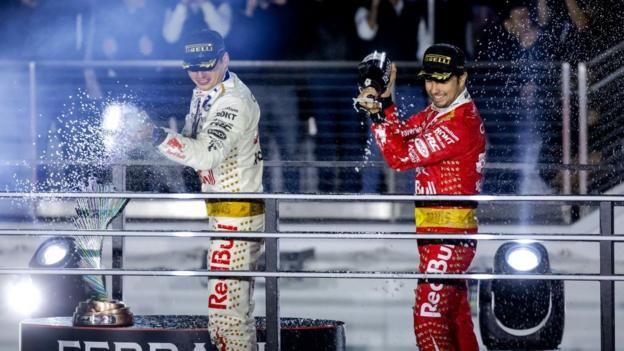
208, 239, 235, 310
167, 137, 184, 151
420, 244, 453, 318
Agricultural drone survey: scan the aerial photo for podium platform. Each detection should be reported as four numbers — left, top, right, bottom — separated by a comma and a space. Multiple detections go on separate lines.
20, 315, 345, 350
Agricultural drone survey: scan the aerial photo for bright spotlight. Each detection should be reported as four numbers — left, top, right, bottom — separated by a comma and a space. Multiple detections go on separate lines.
479, 242, 564, 350
32, 238, 75, 267
6, 278, 42, 316
39, 242, 70, 266
27, 237, 90, 317
505, 245, 540, 272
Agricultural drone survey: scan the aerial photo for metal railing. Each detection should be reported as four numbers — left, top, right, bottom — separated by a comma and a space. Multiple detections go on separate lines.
578, 40, 624, 194
0, 191, 622, 351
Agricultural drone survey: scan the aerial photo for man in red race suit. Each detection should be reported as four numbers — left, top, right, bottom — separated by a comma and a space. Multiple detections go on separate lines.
356, 43, 486, 350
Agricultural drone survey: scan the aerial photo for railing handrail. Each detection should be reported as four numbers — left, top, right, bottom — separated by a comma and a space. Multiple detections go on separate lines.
588, 39, 624, 67
0, 159, 616, 171
0, 229, 621, 242
590, 65, 624, 92
2, 192, 624, 203
0, 268, 621, 281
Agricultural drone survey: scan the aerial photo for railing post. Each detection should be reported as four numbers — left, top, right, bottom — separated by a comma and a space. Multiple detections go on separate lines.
264, 198, 280, 351
599, 201, 614, 351
29, 62, 37, 186
28, 62, 38, 221
427, 0, 435, 43
111, 164, 126, 301
561, 63, 572, 223
561, 63, 571, 195
577, 63, 588, 195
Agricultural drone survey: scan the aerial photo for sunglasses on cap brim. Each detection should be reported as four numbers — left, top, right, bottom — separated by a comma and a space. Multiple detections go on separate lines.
182, 51, 225, 71
418, 71, 453, 82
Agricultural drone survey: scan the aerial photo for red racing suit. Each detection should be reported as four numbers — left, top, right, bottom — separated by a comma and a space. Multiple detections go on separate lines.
371, 88, 486, 351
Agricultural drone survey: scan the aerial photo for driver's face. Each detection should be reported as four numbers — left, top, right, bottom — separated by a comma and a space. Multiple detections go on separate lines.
187, 52, 230, 91
425, 73, 467, 108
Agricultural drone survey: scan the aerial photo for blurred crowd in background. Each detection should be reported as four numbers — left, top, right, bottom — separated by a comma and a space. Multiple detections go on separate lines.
1, 0, 623, 63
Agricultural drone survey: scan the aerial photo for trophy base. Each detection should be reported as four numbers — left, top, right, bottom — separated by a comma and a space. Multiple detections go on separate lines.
72, 312, 134, 327
72, 299, 134, 327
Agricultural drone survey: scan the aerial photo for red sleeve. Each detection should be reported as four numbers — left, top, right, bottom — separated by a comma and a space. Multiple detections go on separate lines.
371, 103, 478, 171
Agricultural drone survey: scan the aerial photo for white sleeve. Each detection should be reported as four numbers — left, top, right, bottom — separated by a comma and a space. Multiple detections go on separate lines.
157, 97, 248, 170
355, 7, 377, 40
163, 3, 187, 44
200, 1, 232, 38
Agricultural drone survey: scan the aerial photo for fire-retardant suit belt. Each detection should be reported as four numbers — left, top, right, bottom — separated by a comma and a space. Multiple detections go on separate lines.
415, 207, 477, 229
206, 200, 265, 217
415, 207, 478, 248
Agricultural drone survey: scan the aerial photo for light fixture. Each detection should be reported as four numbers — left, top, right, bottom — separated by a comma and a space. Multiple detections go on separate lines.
504, 245, 540, 272
5, 277, 42, 316
26, 237, 90, 317
479, 241, 564, 350
32, 238, 73, 267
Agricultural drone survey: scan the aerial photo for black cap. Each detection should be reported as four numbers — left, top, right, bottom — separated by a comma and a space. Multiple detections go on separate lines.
182, 29, 226, 72
418, 43, 466, 82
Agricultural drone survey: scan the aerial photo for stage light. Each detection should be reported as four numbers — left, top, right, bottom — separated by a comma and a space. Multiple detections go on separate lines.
479, 241, 564, 350
503, 243, 541, 272
27, 237, 90, 317
34, 239, 72, 266
5, 277, 42, 316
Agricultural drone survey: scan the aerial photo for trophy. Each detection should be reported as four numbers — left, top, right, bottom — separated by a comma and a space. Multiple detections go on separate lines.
71, 177, 133, 327
357, 50, 392, 94
354, 51, 392, 122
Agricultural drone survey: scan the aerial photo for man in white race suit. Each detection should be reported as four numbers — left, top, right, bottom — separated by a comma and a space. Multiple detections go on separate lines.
148, 29, 263, 350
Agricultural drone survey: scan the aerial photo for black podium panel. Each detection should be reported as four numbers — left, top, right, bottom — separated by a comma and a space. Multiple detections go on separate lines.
20, 315, 345, 351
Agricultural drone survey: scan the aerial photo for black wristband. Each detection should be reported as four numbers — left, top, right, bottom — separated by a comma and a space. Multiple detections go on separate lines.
370, 96, 394, 123
369, 112, 385, 124
378, 95, 393, 111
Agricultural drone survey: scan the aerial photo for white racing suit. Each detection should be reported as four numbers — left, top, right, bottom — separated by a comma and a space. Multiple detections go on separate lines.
155, 71, 263, 351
